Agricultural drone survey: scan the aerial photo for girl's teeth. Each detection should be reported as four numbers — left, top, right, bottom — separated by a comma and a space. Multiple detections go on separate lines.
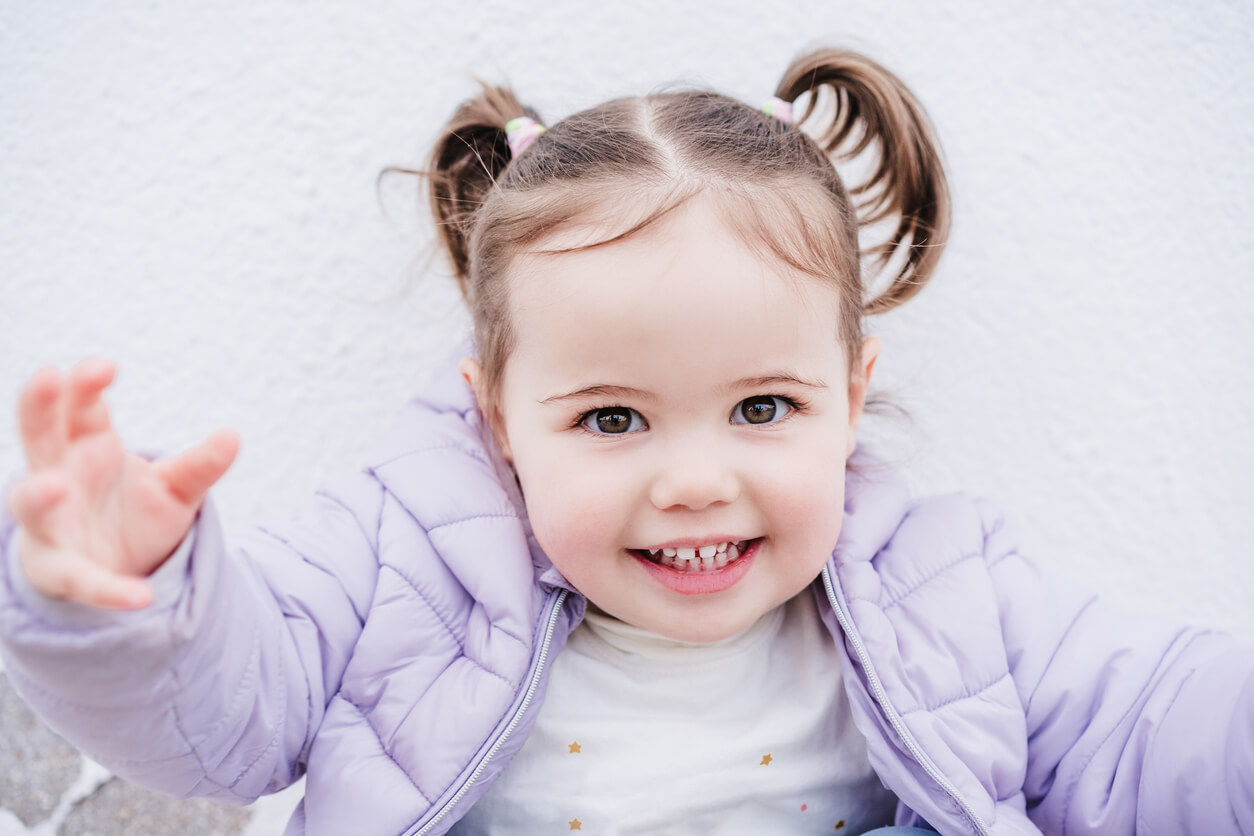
646, 540, 752, 572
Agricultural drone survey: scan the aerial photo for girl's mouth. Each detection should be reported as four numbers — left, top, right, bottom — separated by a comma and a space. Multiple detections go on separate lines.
633, 539, 755, 574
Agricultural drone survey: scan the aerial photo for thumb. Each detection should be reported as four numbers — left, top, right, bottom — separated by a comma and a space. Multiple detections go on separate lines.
152, 429, 241, 508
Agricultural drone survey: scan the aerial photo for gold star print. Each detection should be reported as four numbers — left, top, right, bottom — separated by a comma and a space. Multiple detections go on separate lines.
569, 819, 582, 830
759, 753, 773, 766
568, 741, 582, 754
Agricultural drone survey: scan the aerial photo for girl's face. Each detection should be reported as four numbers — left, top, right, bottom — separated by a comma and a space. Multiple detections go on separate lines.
467, 197, 876, 643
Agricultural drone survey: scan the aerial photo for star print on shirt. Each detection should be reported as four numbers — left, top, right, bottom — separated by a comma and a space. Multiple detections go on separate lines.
759, 754, 773, 766
569, 818, 582, 830
568, 741, 581, 754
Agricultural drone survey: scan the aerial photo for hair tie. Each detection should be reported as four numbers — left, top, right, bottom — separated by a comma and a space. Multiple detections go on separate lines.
762, 96, 795, 125
505, 116, 547, 157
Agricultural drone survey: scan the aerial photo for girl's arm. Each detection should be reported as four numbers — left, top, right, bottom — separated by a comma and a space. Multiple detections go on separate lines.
0, 361, 382, 803
980, 500, 1254, 834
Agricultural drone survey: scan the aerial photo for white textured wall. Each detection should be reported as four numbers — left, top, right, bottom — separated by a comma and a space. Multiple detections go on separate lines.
2, 0, 1252, 645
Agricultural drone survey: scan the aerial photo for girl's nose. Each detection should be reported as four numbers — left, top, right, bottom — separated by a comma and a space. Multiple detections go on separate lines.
648, 449, 741, 511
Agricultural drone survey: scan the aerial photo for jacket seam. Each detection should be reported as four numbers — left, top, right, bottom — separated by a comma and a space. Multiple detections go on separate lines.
903, 670, 1012, 715
491, 623, 528, 650
168, 629, 235, 798
341, 695, 435, 806
378, 569, 515, 688
1060, 627, 1198, 836
980, 507, 1006, 539
1137, 635, 1241, 835
389, 512, 529, 647
461, 652, 514, 689
226, 646, 285, 791
317, 487, 381, 553
185, 626, 263, 753
370, 441, 488, 470
249, 528, 371, 622
1023, 596, 1096, 720
0, 598, 182, 641
986, 547, 1019, 571
375, 489, 385, 569
427, 513, 519, 533
5, 665, 146, 714
381, 565, 465, 648
880, 551, 982, 610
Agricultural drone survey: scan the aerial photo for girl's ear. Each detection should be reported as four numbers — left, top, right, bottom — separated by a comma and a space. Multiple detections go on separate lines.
846, 337, 881, 458
458, 357, 513, 462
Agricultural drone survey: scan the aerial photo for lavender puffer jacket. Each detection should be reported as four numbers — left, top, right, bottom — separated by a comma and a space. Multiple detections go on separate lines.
1, 361, 1251, 836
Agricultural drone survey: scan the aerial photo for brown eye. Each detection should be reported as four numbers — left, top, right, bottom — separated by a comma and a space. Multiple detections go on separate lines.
733, 396, 789, 425
581, 407, 645, 435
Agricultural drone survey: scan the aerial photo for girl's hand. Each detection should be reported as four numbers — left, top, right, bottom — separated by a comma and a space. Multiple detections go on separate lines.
7, 359, 239, 610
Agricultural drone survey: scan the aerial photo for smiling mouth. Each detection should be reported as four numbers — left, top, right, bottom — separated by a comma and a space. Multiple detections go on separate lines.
633, 539, 756, 574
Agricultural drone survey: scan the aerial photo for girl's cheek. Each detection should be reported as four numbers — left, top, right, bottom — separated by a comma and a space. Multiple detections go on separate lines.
524, 473, 620, 559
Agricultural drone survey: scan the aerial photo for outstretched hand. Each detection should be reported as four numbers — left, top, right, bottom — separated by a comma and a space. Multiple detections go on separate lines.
7, 359, 239, 610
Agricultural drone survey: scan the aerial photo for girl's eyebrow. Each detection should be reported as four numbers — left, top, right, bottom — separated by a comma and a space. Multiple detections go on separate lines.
729, 373, 828, 393
540, 374, 826, 406
539, 384, 655, 406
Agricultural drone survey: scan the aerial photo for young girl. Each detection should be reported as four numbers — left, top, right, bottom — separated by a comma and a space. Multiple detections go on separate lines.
2, 48, 1250, 836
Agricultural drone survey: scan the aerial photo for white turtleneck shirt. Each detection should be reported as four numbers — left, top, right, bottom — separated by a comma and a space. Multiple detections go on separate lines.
451, 590, 897, 834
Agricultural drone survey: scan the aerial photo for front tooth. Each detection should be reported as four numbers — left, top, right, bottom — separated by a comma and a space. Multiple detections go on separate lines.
701, 555, 715, 570
716, 542, 728, 554
662, 548, 677, 558
699, 544, 717, 559
676, 547, 696, 561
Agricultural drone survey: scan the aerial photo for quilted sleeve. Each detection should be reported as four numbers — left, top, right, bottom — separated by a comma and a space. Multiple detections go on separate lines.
979, 500, 1254, 835
0, 469, 385, 805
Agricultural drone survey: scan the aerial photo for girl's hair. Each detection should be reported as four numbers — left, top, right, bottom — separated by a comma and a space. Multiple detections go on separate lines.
427, 48, 949, 413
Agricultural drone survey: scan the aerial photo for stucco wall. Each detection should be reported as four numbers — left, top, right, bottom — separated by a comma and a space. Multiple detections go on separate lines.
2, 2, 1252, 833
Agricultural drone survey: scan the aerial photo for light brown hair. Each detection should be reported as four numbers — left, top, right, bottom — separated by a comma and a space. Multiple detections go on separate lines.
426, 48, 949, 413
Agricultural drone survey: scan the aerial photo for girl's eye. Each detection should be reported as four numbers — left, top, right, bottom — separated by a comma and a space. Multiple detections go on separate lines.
732, 396, 792, 425
580, 407, 647, 435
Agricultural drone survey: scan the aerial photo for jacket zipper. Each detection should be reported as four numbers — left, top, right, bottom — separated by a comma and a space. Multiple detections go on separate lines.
821, 566, 990, 836
408, 588, 570, 836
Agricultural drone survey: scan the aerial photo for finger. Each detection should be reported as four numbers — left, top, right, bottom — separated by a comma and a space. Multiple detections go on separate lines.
65, 358, 117, 440
17, 367, 66, 469
7, 472, 68, 540
153, 429, 240, 507
34, 557, 153, 610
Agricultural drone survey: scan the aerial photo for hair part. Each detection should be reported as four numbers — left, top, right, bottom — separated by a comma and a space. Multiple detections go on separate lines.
425, 48, 950, 416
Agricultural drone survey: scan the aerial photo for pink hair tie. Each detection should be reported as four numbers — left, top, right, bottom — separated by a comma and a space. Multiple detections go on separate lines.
505, 116, 547, 157
762, 96, 795, 125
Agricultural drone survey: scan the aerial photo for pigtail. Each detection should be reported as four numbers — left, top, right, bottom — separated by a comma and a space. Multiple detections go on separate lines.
776, 49, 950, 314
427, 84, 542, 299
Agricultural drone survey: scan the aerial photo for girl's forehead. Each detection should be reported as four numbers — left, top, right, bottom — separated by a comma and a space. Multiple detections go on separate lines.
506, 181, 854, 301
505, 199, 845, 367
515, 202, 837, 311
